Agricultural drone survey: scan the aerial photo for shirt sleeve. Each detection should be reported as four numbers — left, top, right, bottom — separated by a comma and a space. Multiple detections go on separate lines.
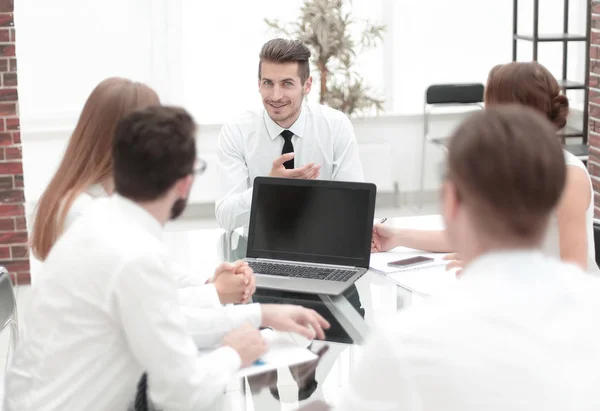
113, 253, 243, 411
333, 330, 420, 411
215, 122, 254, 231
331, 116, 364, 183
182, 303, 262, 348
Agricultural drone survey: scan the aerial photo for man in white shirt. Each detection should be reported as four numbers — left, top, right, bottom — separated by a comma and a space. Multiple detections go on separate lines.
309, 106, 600, 410
4, 106, 330, 411
216, 38, 364, 231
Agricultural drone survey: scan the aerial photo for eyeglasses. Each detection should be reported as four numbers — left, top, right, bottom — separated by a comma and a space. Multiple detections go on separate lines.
194, 157, 207, 176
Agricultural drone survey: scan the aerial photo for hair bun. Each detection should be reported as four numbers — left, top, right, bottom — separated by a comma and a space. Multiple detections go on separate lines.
551, 94, 569, 129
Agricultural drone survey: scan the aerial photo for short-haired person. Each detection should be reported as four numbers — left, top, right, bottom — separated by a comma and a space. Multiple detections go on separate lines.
329, 107, 600, 410
29, 77, 255, 306
216, 38, 364, 231
372, 62, 599, 274
4, 106, 330, 411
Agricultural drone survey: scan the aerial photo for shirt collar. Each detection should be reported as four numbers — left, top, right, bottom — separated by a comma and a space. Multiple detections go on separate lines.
112, 194, 163, 241
264, 103, 307, 140
459, 249, 548, 281
86, 183, 109, 198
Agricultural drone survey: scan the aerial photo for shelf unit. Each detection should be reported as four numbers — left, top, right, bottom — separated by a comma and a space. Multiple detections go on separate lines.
512, 0, 591, 161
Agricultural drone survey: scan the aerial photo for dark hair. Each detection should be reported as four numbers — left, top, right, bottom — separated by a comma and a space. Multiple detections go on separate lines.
485, 61, 569, 129
258, 38, 311, 84
113, 105, 197, 201
446, 105, 566, 240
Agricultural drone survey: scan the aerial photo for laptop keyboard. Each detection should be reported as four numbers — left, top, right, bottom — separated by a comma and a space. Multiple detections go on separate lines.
248, 261, 357, 282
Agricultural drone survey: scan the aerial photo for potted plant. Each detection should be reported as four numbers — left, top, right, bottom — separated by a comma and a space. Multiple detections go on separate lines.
266, 0, 386, 116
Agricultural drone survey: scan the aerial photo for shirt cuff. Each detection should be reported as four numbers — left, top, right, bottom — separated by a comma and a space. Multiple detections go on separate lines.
213, 346, 242, 374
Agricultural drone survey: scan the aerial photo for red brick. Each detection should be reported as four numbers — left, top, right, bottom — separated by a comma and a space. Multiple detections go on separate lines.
591, 90, 600, 106
594, 17, 600, 31
5, 146, 19, 160
0, 176, 12, 190
13, 173, 21, 187
0, 218, 13, 231
0, 1, 13, 13
12, 271, 30, 285
592, 31, 600, 45
10, 131, 18, 143
0, 245, 9, 258
0, 189, 24, 204
10, 28, 14, 42
10, 245, 27, 259
0, 14, 13, 28
1, 260, 29, 275
592, 176, 600, 194
14, 216, 25, 230
0, 88, 16, 102
3, 73, 16, 87
0, 102, 15, 116
0, 132, 11, 146
0, 161, 21, 174
0, 44, 14, 57
591, 75, 600, 88
590, 103, 600, 119
6, 118, 18, 131
0, 29, 9, 43
0, 231, 27, 244
9, 58, 15, 72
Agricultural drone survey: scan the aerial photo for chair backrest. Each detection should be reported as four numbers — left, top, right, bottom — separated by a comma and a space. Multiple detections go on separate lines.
0, 266, 18, 370
426, 83, 484, 105
594, 220, 600, 269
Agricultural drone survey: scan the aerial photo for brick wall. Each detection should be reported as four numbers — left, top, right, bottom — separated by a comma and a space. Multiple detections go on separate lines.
0, 0, 29, 285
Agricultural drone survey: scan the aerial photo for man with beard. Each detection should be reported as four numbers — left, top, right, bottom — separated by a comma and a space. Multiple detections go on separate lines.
216, 38, 364, 231
4, 106, 330, 411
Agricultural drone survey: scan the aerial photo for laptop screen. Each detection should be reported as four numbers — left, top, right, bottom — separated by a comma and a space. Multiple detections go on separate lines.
247, 178, 376, 268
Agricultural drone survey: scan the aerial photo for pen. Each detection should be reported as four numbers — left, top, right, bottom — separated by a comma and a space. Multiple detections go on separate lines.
378, 218, 387, 224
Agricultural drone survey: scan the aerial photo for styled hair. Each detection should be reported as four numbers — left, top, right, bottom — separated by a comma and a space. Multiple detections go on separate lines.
258, 38, 311, 83
113, 106, 197, 201
30, 78, 160, 261
484, 61, 569, 129
446, 105, 566, 241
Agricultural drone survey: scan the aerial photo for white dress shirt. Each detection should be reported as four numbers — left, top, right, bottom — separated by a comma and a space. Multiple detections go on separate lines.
216, 102, 364, 231
335, 250, 600, 411
66, 185, 227, 315
4, 196, 260, 411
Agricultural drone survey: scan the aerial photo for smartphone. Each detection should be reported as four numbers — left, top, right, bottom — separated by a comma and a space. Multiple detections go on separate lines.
387, 255, 434, 268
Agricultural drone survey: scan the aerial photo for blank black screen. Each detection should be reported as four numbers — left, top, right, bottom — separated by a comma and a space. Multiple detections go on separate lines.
250, 183, 371, 264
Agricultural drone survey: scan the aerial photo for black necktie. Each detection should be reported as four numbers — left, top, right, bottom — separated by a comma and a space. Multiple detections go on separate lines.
134, 373, 149, 411
280, 129, 294, 169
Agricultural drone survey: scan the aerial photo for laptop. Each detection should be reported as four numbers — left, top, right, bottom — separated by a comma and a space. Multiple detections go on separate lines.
245, 177, 376, 295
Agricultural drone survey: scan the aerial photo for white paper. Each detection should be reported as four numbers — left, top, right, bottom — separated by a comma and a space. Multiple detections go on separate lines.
199, 329, 318, 379
370, 251, 459, 296
369, 251, 448, 274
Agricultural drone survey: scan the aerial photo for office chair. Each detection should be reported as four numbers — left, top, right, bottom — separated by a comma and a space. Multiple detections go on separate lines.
0, 266, 18, 371
593, 219, 600, 269
418, 83, 484, 206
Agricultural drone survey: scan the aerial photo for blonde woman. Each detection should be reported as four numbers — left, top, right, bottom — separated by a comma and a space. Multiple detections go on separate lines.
30, 77, 255, 304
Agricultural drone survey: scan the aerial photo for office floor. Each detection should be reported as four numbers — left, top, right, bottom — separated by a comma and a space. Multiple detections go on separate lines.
0, 200, 440, 403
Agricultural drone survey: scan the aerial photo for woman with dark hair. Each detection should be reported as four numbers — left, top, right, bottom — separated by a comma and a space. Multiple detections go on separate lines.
372, 62, 598, 274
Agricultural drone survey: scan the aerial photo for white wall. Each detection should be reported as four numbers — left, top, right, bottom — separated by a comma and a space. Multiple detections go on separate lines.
20, 112, 461, 208
13, 0, 591, 213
